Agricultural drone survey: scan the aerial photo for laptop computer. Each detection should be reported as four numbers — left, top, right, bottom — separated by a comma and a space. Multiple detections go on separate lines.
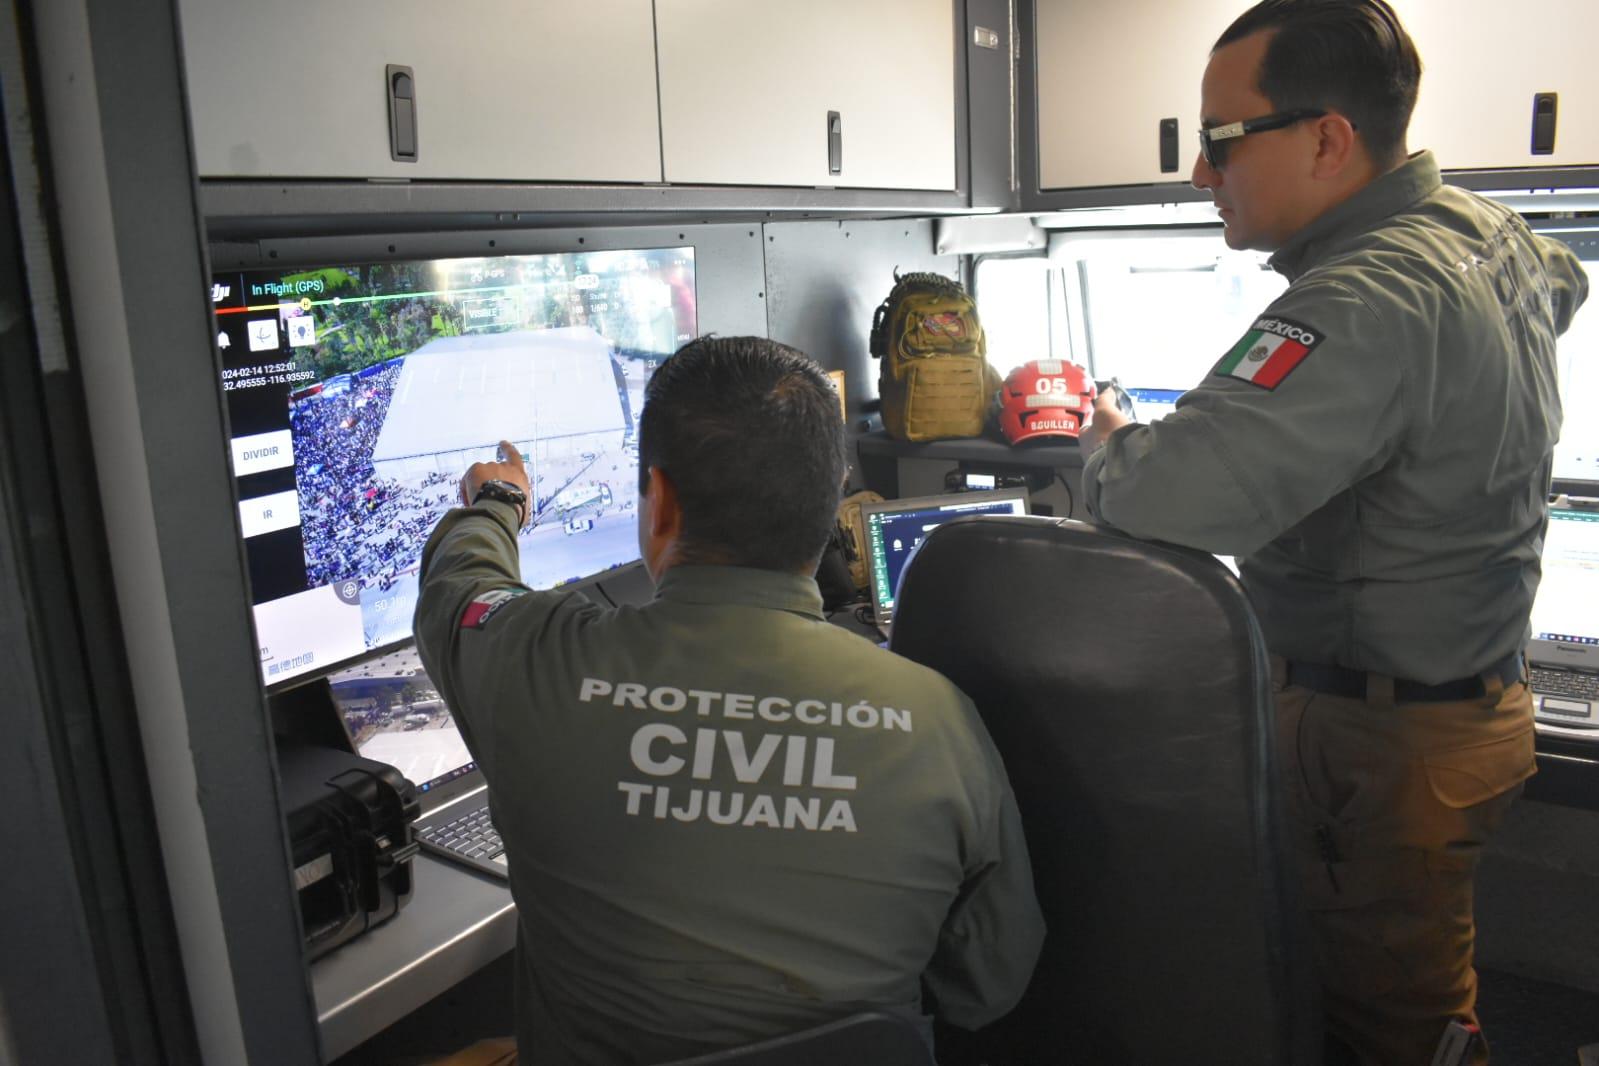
1528, 504, 1599, 733
1123, 386, 1185, 423
328, 645, 507, 878
861, 488, 1030, 632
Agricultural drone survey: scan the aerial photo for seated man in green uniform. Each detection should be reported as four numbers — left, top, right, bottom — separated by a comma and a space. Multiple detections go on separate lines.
414, 336, 1044, 1065
1077, 1, 1589, 1062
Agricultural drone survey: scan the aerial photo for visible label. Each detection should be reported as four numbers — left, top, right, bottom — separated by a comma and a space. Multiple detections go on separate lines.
461, 587, 528, 629
293, 853, 334, 891
230, 429, 295, 477
238, 490, 301, 538
581, 677, 921, 835
1216, 314, 1324, 389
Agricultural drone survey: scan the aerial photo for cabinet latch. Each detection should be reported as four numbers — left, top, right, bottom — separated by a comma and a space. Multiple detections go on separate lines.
387, 65, 418, 163
1531, 92, 1558, 156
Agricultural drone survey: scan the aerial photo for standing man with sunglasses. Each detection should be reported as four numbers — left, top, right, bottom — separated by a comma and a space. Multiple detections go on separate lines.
1078, 1, 1588, 1063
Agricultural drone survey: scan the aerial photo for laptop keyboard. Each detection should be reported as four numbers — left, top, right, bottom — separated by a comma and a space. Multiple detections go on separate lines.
1531, 667, 1599, 701
419, 805, 505, 864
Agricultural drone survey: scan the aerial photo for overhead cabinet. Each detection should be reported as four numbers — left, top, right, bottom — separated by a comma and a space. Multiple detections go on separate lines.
179, 0, 663, 182
1033, 0, 1238, 190
182, 0, 962, 193
655, 0, 958, 191
1393, 0, 1599, 171
1031, 0, 1598, 193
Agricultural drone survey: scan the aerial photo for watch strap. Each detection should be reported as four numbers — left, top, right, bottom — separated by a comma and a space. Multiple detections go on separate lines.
472, 479, 528, 528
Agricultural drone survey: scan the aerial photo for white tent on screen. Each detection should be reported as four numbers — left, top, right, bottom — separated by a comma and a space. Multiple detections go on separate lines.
369, 326, 626, 484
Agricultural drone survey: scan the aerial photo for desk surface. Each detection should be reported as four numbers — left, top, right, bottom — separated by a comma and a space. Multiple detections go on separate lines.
312, 853, 516, 1061
854, 430, 1085, 499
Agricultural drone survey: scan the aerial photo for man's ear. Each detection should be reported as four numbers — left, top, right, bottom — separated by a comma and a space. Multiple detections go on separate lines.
646, 465, 683, 542
1311, 112, 1361, 180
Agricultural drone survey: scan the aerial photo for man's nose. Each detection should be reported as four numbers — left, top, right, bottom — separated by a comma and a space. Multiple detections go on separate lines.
1192, 149, 1219, 191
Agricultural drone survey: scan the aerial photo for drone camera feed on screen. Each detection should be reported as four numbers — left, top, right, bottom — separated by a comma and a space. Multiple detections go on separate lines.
328, 646, 472, 794
213, 247, 697, 687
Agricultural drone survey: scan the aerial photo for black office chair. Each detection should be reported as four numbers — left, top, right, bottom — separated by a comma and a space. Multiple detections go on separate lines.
656, 1011, 933, 1066
890, 515, 1321, 1066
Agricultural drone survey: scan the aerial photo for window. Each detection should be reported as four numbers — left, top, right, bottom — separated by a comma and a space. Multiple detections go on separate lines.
973, 255, 1055, 378
975, 231, 1286, 398
1062, 232, 1285, 388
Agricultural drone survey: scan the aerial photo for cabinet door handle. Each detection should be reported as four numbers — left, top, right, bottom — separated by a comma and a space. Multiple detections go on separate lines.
1531, 92, 1557, 156
388, 64, 418, 162
827, 110, 843, 176
1159, 117, 1180, 173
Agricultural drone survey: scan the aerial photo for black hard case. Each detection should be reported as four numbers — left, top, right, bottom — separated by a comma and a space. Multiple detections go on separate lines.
277, 742, 421, 961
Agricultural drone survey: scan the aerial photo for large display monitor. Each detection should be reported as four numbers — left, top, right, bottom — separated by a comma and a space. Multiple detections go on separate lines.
211, 246, 696, 688
1540, 225, 1599, 498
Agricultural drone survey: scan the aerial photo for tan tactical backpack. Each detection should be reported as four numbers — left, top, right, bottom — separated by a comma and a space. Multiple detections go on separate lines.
869, 270, 997, 442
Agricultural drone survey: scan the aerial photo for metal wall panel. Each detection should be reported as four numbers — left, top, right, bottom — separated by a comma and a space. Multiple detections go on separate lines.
762, 217, 961, 477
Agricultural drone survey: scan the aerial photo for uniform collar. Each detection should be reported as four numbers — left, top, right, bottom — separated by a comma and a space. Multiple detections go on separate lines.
654, 565, 826, 620
1269, 150, 1442, 281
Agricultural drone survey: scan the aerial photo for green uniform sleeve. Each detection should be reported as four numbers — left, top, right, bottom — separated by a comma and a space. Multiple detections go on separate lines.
1082, 280, 1406, 556
412, 500, 525, 773
412, 500, 596, 778
1538, 234, 1590, 333
923, 743, 1046, 1030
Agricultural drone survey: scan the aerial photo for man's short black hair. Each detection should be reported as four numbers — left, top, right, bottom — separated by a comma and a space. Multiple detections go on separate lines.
638, 336, 846, 573
1216, 0, 1421, 169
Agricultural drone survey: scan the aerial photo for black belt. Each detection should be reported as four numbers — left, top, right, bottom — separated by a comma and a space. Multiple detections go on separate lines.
1285, 651, 1524, 703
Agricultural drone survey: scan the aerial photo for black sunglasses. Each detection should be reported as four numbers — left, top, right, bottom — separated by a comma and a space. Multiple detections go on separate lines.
1197, 109, 1329, 170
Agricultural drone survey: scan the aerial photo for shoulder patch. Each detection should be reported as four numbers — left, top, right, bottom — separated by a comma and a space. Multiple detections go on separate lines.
461, 588, 527, 629
1215, 314, 1325, 390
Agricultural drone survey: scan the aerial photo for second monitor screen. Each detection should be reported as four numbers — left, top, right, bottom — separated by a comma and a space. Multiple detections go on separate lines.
213, 246, 697, 687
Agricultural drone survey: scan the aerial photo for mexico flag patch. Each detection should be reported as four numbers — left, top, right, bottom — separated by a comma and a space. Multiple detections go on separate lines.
461, 588, 527, 629
1216, 315, 1324, 390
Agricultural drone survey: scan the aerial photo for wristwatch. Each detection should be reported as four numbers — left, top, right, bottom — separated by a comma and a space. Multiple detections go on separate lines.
472, 479, 528, 528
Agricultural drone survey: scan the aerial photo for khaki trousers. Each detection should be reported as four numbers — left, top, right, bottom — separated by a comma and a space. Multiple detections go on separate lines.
1273, 659, 1536, 1065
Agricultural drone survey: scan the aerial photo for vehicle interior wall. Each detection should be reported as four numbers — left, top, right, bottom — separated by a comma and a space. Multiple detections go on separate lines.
760, 217, 963, 491
1478, 799, 1599, 995
17, 0, 320, 1061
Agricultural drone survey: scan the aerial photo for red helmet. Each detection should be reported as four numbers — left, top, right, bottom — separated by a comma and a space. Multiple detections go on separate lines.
998, 360, 1097, 444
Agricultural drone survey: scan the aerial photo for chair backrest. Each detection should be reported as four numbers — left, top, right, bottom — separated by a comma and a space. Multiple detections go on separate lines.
890, 515, 1319, 1066
655, 1011, 933, 1066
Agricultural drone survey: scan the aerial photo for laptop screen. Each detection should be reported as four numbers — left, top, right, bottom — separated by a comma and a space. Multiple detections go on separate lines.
1529, 506, 1599, 667
1124, 387, 1185, 423
862, 489, 1030, 624
327, 644, 476, 795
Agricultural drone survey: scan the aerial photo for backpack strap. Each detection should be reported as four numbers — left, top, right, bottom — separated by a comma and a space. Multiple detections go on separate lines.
869, 299, 892, 358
